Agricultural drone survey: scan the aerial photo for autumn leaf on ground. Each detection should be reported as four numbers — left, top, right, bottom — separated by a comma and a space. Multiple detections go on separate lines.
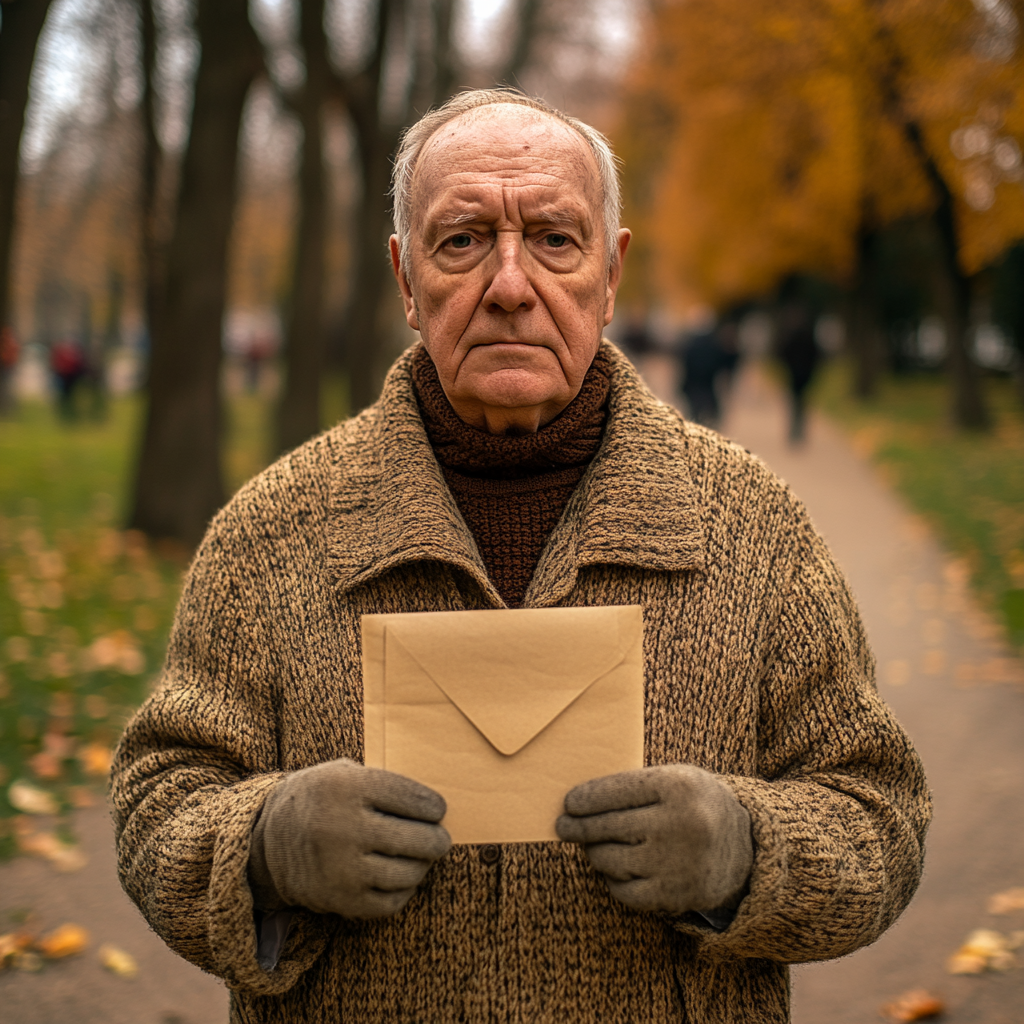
78, 742, 113, 778
85, 630, 144, 675
0, 932, 34, 969
946, 929, 1016, 974
880, 989, 945, 1021
17, 829, 88, 872
987, 887, 1024, 915
36, 923, 89, 958
7, 780, 59, 816
99, 943, 138, 978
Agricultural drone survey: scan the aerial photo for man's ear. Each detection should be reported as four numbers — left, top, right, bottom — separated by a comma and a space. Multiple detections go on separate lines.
390, 235, 419, 331
604, 228, 631, 326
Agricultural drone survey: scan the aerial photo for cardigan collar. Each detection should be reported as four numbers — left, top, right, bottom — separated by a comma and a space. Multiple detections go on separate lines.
326, 340, 706, 608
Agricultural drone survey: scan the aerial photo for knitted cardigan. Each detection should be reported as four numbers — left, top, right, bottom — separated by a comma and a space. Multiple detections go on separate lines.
111, 341, 930, 1024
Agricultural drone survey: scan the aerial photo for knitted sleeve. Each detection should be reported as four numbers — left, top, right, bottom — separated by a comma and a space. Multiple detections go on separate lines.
109, 500, 332, 995
674, 506, 931, 964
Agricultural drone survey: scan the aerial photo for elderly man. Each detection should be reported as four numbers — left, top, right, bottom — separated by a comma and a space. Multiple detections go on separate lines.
112, 89, 929, 1024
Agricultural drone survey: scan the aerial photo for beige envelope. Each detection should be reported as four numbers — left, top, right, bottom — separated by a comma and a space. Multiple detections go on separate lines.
361, 605, 644, 844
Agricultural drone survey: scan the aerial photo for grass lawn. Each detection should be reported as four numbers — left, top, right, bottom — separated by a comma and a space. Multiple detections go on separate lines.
813, 360, 1024, 650
0, 392, 274, 858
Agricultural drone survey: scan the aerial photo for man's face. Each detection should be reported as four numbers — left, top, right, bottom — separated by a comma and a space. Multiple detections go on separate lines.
390, 105, 630, 434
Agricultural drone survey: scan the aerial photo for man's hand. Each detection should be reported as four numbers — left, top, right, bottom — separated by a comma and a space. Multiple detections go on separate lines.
248, 759, 451, 918
556, 764, 753, 916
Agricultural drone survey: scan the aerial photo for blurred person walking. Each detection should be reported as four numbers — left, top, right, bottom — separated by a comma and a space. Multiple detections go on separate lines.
620, 310, 657, 361
0, 325, 18, 415
776, 306, 820, 445
49, 337, 87, 421
678, 319, 729, 428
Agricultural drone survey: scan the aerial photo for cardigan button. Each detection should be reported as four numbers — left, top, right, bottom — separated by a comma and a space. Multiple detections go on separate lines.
479, 844, 501, 865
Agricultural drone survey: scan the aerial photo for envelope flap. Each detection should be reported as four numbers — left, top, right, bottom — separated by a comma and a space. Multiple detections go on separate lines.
384, 606, 641, 756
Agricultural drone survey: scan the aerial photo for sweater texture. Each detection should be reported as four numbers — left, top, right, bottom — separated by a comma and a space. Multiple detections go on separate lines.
411, 344, 611, 607
111, 341, 931, 1024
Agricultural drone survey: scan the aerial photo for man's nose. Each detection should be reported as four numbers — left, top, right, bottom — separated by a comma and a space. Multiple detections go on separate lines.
481, 233, 535, 313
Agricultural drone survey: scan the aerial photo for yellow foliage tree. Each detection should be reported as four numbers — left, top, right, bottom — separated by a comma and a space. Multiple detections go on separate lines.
615, 0, 1024, 424
620, 0, 1023, 303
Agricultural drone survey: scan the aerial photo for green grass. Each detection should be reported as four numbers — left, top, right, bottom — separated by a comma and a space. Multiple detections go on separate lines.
813, 361, 1024, 650
0, 393, 275, 857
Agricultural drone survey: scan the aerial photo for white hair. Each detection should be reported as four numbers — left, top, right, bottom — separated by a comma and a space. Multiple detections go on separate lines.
391, 88, 622, 270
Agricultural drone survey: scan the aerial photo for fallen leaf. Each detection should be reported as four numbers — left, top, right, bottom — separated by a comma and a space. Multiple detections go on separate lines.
78, 742, 113, 778
85, 631, 144, 675
99, 943, 138, 978
7, 780, 59, 816
988, 887, 1024, 915
17, 830, 88, 872
36, 923, 89, 959
880, 988, 945, 1021
27, 751, 62, 780
0, 932, 34, 969
947, 929, 1016, 974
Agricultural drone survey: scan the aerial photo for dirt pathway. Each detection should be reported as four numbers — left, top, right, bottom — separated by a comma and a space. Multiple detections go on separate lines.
721, 364, 1024, 1024
0, 799, 225, 1023
2, 361, 1022, 1023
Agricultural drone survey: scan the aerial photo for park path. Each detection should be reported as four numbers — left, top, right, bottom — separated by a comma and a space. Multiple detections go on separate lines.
2, 360, 1022, 1024
719, 364, 1024, 1024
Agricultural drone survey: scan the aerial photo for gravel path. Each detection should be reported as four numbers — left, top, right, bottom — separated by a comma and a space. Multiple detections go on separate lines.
2, 360, 1021, 1023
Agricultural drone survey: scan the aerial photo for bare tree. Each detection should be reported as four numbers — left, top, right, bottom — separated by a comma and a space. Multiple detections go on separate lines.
138, 0, 163, 358
130, 0, 265, 546
0, 0, 55, 338
275, 0, 331, 454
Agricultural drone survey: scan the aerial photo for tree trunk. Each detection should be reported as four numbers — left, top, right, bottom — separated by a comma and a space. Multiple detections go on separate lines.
928, 181, 989, 430
898, 124, 989, 429
275, 0, 329, 453
129, 0, 264, 546
138, 0, 163, 362
0, 0, 55, 336
343, 138, 395, 413
847, 228, 884, 399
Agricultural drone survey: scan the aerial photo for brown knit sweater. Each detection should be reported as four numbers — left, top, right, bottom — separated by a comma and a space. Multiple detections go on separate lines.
111, 342, 930, 1024
411, 346, 611, 607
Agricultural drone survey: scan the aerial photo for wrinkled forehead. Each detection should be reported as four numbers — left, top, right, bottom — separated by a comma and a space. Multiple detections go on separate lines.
409, 104, 603, 219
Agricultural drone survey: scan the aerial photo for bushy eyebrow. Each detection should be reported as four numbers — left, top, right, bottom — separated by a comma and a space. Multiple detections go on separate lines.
434, 212, 484, 231
430, 207, 592, 237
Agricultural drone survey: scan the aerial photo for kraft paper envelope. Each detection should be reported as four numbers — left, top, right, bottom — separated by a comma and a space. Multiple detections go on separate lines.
361, 605, 644, 844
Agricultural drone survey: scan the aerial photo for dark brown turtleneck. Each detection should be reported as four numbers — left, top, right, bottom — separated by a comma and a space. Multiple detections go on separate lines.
412, 345, 611, 607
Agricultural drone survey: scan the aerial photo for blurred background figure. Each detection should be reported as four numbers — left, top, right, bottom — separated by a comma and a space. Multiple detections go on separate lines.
243, 331, 274, 394
775, 303, 821, 444
0, 324, 18, 415
619, 309, 657, 362
48, 336, 87, 421
677, 311, 729, 428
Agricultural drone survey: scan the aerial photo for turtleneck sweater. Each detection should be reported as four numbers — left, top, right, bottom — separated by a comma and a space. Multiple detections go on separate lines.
411, 344, 611, 607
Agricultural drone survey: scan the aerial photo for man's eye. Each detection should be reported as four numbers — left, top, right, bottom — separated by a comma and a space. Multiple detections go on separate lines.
545, 234, 569, 248
449, 234, 473, 249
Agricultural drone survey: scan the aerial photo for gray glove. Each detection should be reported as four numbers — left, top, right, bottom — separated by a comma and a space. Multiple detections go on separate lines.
556, 764, 753, 916
248, 759, 451, 918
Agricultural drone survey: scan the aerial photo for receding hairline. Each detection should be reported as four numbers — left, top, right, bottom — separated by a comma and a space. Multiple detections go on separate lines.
410, 102, 603, 198
391, 88, 623, 269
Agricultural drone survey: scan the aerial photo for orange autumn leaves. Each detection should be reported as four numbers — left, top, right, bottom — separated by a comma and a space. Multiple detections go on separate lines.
0, 512, 180, 846
0, 922, 137, 978
615, 0, 1024, 310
